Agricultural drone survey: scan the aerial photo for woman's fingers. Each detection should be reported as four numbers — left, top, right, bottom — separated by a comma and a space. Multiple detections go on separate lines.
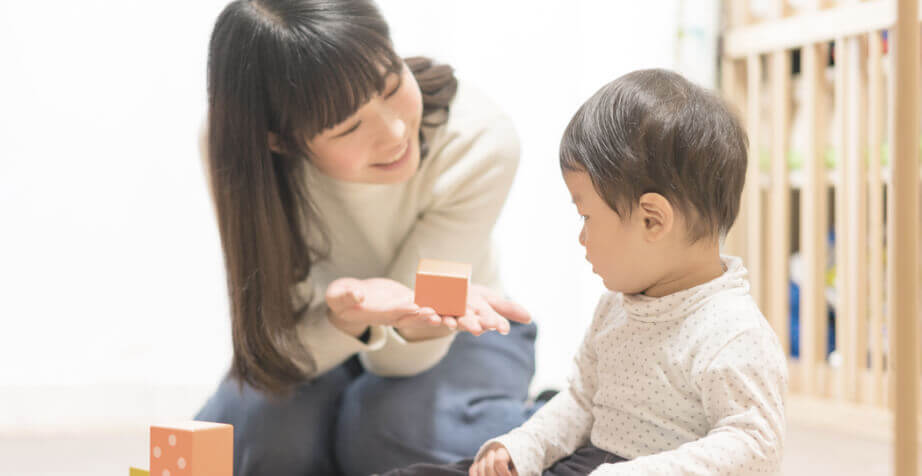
491, 299, 531, 324
456, 310, 485, 336
467, 297, 510, 335
325, 278, 365, 313
480, 304, 511, 335
441, 316, 458, 330
393, 307, 440, 328
472, 285, 532, 324
483, 295, 531, 324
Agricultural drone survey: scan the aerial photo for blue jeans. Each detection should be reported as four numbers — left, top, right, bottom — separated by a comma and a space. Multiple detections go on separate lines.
194, 322, 538, 476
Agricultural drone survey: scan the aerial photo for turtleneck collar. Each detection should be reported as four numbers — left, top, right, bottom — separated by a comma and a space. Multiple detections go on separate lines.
621, 255, 749, 323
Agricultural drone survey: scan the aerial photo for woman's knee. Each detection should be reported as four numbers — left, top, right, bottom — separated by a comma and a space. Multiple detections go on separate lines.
336, 374, 446, 475
195, 367, 353, 475
335, 324, 540, 475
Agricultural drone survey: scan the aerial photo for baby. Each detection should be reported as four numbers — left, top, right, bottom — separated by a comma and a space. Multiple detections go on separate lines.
383, 68, 787, 476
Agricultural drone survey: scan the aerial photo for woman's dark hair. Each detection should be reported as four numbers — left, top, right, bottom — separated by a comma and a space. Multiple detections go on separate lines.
559, 68, 748, 242
206, 0, 457, 395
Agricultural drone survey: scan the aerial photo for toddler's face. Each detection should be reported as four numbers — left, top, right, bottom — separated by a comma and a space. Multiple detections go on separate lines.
563, 171, 657, 294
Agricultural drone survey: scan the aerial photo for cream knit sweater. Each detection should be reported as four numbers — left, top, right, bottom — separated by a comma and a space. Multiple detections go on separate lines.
291, 82, 520, 378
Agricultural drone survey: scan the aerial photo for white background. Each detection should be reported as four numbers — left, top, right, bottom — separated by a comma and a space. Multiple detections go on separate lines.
0, 0, 717, 431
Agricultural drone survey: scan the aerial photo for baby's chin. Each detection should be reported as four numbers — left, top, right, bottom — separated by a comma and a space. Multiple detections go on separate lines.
599, 275, 622, 293
601, 276, 647, 295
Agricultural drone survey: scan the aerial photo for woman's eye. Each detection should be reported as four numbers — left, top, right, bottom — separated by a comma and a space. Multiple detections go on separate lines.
333, 121, 361, 138
384, 77, 402, 98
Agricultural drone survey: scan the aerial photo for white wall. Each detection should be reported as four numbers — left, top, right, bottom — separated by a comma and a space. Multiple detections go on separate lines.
0, 0, 683, 432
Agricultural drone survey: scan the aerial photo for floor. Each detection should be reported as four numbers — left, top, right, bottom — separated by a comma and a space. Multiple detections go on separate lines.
0, 421, 899, 476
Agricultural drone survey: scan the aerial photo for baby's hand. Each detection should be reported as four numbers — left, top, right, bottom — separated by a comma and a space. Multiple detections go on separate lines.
470, 443, 517, 476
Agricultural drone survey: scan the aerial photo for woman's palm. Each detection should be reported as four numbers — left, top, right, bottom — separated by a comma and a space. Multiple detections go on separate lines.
326, 277, 421, 326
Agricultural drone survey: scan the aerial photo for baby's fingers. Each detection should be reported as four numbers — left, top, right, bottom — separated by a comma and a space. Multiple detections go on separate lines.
467, 460, 479, 476
473, 456, 490, 476
494, 453, 513, 476
485, 451, 497, 476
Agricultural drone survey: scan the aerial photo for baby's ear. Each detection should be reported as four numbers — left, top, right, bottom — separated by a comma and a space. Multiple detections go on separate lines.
637, 193, 674, 241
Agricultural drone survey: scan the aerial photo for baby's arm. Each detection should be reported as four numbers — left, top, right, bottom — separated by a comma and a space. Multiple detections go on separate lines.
474, 297, 612, 476
588, 326, 787, 475
483, 388, 593, 475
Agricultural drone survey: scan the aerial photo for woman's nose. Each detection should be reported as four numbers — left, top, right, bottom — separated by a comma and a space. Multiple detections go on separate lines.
374, 102, 407, 142
387, 117, 406, 141
578, 226, 587, 247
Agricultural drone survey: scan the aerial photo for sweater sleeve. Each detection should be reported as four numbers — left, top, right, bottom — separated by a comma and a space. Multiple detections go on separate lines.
291, 277, 389, 378
475, 296, 611, 476
587, 326, 787, 476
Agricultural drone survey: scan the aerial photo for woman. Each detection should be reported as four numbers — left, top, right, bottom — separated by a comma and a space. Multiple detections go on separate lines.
195, 1, 539, 474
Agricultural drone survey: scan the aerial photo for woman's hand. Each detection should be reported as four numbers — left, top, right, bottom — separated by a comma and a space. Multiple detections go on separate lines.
470, 443, 517, 476
325, 278, 440, 336
395, 284, 532, 336
327, 278, 532, 339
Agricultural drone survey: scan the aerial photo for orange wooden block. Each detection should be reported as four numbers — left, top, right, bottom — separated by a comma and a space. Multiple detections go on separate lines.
414, 259, 471, 316
150, 421, 232, 476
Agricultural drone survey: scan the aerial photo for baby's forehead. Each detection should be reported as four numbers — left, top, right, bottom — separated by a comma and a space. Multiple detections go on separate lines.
562, 170, 593, 194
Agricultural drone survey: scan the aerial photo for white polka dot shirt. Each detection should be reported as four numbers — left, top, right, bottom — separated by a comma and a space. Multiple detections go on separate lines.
481, 256, 788, 475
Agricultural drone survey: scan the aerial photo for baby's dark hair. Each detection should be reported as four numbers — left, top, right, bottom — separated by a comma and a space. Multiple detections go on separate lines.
559, 69, 748, 242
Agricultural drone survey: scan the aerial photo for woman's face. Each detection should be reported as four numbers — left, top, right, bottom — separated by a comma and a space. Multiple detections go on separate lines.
307, 62, 424, 184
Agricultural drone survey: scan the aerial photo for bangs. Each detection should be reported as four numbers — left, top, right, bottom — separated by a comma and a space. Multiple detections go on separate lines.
268, 23, 402, 142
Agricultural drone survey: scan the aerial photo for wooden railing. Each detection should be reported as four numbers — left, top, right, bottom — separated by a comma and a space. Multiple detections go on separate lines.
720, 1, 920, 473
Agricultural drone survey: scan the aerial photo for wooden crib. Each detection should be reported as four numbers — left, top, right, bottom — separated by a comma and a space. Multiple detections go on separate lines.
718, 0, 920, 473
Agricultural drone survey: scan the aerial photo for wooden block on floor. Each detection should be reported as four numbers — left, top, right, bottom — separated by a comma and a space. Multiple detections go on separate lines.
150, 421, 233, 476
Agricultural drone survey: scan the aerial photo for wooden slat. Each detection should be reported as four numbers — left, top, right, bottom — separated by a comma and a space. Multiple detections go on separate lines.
721, 58, 748, 258
726, 0, 750, 28
884, 20, 896, 413
768, 47, 791, 356
725, 1, 901, 58
845, 35, 869, 404
746, 54, 764, 310
866, 29, 885, 407
799, 41, 829, 397
890, 0, 921, 473
833, 35, 850, 402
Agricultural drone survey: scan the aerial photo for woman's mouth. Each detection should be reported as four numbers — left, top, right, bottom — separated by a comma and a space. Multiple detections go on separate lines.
373, 139, 411, 170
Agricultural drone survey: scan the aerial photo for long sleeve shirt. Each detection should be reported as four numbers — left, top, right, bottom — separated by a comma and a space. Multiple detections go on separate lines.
481, 256, 788, 475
